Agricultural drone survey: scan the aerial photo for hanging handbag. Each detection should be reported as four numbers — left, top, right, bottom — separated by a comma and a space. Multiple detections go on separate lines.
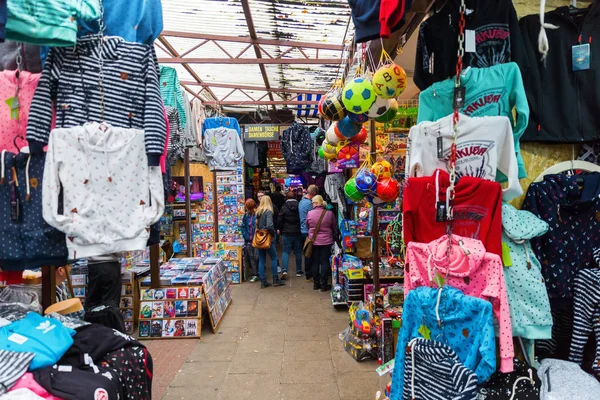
303, 210, 327, 258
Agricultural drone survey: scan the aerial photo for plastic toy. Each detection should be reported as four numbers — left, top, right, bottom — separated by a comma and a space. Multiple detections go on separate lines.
372, 63, 408, 98
321, 140, 338, 160
348, 112, 369, 124
319, 93, 347, 121
342, 77, 376, 114
355, 169, 378, 194
376, 177, 400, 202
336, 116, 363, 138
325, 124, 343, 145
337, 145, 358, 161
344, 178, 364, 202
318, 146, 326, 159
350, 127, 368, 144
371, 161, 393, 179
368, 97, 394, 118
374, 104, 398, 123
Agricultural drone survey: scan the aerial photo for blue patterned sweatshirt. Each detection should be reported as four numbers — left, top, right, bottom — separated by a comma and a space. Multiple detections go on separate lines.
390, 286, 496, 400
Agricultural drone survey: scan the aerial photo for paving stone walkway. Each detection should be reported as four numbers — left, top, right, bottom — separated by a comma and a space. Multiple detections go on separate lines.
148, 271, 382, 400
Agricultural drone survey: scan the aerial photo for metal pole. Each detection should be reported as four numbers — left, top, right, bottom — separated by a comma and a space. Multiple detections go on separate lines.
369, 120, 380, 291
184, 149, 192, 257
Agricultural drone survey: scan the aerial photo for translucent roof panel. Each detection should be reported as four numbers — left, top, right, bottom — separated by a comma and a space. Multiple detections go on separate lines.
158, 0, 353, 111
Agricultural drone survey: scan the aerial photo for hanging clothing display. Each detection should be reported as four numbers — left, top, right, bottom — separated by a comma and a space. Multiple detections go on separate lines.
501, 203, 553, 340
5, 0, 100, 47
476, 359, 541, 400
390, 286, 496, 400
404, 235, 514, 372
42, 123, 165, 259
569, 268, 600, 377
77, 0, 163, 45
0, 70, 42, 151
159, 65, 186, 128
0, 0, 5, 42
281, 122, 313, 173
522, 173, 600, 300
518, 4, 600, 143
203, 117, 244, 171
417, 62, 529, 179
537, 359, 600, 400
165, 106, 183, 165
401, 338, 478, 400
180, 89, 204, 162
0, 41, 42, 73
413, 0, 525, 90
26, 36, 167, 165
402, 169, 503, 257
406, 114, 522, 200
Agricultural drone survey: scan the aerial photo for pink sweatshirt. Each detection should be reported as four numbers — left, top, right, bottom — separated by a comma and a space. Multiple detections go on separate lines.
10, 372, 63, 399
0, 71, 40, 151
405, 234, 514, 373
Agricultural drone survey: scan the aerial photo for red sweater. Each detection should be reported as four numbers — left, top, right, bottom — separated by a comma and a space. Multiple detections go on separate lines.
402, 170, 503, 258
380, 0, 407, 38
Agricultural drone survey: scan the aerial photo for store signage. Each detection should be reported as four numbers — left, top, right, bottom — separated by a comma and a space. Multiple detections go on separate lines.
244, 124, 280, 141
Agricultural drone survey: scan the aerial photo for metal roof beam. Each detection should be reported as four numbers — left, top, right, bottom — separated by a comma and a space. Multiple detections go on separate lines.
160, 31, 344, 51
205, 100, 319, 106
180, 81, 325, 95
158, 58, 342, 64
240, 0, 276, 110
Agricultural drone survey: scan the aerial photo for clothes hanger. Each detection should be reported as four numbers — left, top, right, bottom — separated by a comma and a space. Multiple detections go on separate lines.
534, 145, 600, 182
569, 0, 588, 16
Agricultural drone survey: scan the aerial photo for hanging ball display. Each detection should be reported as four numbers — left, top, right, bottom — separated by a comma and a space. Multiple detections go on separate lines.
372, 63, 408, 99
344, 178, 364, 202
374, 101, 398, 123
368, 97, 395, 118
336, 116, 363, 138
318, 146, 326, 159
350, 127, 368, 144
325, 124, 342, 145
342, 77, 376, 114
348, 112, 369, 124
355, 170, 378, 194
371, 160, 393, 179
321, 140, 338, 160
320, 94, 347, 121
376, 178, 401, 203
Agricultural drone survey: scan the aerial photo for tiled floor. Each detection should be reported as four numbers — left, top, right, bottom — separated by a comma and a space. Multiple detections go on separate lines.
147, 270, 383, 399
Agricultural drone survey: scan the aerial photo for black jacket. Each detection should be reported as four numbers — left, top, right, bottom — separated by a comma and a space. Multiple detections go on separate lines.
270, 191, 286, 211
281, 122, 313, 173
279, 199, 302, 236
414, 0, 525, 90
518, 4, 600, 143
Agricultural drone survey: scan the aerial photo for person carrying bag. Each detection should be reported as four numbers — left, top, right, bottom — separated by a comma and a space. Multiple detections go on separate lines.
303, 209, 326, 258
254, 196, 284, 288
305, 195, 337, 292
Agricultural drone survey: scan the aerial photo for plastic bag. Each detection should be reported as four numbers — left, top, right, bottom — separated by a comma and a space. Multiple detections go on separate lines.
0, 284, 42, 313
340, 326, 378, 362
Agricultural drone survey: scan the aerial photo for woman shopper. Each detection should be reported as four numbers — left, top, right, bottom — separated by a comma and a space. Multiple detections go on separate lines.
241, 199, 260, 282
306, 195, 336, 291
255, 196, 285, 288
279, 191, 303, 278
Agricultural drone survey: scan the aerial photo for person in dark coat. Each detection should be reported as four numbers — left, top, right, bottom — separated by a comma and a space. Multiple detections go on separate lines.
279, 191, 303, 278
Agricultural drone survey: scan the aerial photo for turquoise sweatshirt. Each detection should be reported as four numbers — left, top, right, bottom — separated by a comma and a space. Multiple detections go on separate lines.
418, 62, 529, 180
501, 203, 552, 340
5, 0, 100, 46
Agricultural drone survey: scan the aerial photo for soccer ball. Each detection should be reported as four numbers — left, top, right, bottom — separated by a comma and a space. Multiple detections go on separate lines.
350, 127, 368, 144
321, 140, 338, 160
376, 178, 400, 203
374, 101, 398, 123
336, 116, 363, 138
372, 63, 408, 99
344, 178, 364, 202
348, 112, 369, 124
325, 124, 343, 145
371, 161, 393, 179
355, 169, 378, 194
368, 97, 395, 118
320, 94, 347, 121
342, 77, 376, 114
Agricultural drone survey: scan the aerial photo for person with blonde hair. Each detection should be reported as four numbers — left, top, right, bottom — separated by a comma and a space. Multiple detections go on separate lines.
255, 196, 284, 288
241, 198, 260, 282
306, 195, 337, 291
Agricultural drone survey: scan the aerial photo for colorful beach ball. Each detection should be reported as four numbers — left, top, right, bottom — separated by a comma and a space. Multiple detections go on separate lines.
371, 161, 393, 179
350, 127, 368, 144
344, 178, 364, 202
355, 169, 378, 194
376, 178, 400, 203
336, 116, 363, 138
342, 77, 376, 114
372, 63, 408, 99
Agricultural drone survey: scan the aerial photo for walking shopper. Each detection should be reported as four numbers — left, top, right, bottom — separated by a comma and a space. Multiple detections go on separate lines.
306, 195, 336, 292
279, 191, 303, 278
256, 196, 285, 288
299, 184, 318, 280
259, 190, 282, 267
270, 185, 286, 212
241, 199, 259, 282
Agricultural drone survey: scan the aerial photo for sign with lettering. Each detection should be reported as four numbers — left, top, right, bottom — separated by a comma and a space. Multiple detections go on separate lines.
244, 125, 280, 141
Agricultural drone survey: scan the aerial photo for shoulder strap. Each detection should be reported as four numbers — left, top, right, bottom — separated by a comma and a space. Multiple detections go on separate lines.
311, 210, 327, 241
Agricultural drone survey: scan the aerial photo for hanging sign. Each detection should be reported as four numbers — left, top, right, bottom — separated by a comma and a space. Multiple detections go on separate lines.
244, 124, 280, 141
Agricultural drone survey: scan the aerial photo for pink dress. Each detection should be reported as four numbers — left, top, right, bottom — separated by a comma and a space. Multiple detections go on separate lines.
0, 70, 40, 151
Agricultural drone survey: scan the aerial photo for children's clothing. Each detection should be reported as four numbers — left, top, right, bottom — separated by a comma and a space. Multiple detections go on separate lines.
281, 122, 313, 173
418, 63, 529, 179
203, 126, 244, 171
405, 235, 513, 372
476, 359, 541, 400
42, 123, 165, 258
537, 359, 600, 400
0, 70, 40, 151
0, 350, 35, 394
9, 372, 62, 399
401, 338, 478, 400
159, 65, 186, 128
407, 114, 521, 200
403, 169, 503, 257
501, 203, 552, 340
390, 286, 496, 400
26, 36, 166, 165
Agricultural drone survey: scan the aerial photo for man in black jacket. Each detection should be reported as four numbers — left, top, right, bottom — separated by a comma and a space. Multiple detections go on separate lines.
279, 191, 304, 278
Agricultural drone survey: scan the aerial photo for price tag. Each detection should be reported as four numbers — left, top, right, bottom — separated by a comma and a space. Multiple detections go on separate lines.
436, 202, 447, 222
453, 87, 466, 109
465, 30, 476, 53
572, 44, 590, 71
8, 333, 28, 345
437, 137, 444, 159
